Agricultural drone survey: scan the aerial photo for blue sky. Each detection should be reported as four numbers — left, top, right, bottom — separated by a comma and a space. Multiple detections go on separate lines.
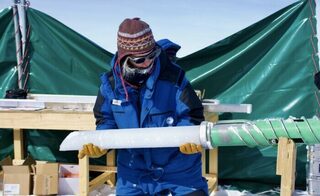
0, 0, 318, 57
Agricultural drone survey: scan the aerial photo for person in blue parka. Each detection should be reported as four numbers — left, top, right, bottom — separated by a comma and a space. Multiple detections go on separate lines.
78, 18, 208, 196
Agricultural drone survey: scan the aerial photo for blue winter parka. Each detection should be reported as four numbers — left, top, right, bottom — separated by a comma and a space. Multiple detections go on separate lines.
93, 48, 208, 195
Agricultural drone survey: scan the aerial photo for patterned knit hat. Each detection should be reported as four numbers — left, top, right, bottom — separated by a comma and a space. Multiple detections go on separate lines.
117, 18, 156, 62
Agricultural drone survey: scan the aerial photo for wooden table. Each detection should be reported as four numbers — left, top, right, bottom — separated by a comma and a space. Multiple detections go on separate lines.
0, 108, 298, 195
0, 109, 220, 195
0, 109, 116, 195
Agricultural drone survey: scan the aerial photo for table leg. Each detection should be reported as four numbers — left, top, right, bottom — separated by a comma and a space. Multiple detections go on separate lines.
13, 128, 24, 162
276, 137, 296, 196
106, 150, 116, 186
79, 155, 89, 196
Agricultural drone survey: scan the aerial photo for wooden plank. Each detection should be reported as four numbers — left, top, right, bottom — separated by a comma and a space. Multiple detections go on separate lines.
209, 148, 218, 174
106, 179, 115, 187
12, 159, 25, 165
276, 137, 286, 175
209, 148, 218, 191
204, 112, 219, 193
203, 174, 217, 192
107, 150, 116, 166
201, 149, 206, 176
89, 165, 117, 173
89, 171, 113, 192
106, 150, 116, 185
0, 110, 95, 130
79, 155, 89, 196
276, 138, 296, 196
13, 128, 24, 161
280, 139, 296, 196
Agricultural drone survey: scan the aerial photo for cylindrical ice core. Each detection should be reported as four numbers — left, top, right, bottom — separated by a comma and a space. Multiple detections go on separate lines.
60, 125, 200, 151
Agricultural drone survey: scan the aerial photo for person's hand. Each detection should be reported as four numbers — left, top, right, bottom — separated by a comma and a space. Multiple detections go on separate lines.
179, 143, 202, 154
78, 143, 107, 159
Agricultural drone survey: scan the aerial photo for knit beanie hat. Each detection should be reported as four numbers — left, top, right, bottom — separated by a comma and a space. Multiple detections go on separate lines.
117, 18, 156, 62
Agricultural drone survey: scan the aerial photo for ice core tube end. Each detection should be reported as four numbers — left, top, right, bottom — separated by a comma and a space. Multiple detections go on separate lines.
199, 121, 214, 149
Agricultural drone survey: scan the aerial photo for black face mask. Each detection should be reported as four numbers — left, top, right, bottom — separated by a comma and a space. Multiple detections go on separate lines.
121, 57, 154, 86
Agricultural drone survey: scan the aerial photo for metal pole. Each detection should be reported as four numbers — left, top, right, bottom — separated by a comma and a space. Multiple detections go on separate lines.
17, 0, 26, 56
12, 0, 23, 89
17, 0, 27, 89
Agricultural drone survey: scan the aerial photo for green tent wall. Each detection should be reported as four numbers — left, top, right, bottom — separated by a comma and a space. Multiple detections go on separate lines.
0, 0, 318, 191
177, 0, 319, 189
0, 7, 114, 163
0, 8, 17, 159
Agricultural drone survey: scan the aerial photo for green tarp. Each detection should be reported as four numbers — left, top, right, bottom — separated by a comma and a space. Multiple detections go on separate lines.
0, 8, 16, 159
0, 7, 113, 163
179, 0, 318, 120
0, 0, 318, 191
0, 8, 16, 98
177, 0, 319, 189
27, 9, 113, 95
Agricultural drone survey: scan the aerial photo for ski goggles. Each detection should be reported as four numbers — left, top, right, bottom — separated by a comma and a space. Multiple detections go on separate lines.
128, 47, 161, 64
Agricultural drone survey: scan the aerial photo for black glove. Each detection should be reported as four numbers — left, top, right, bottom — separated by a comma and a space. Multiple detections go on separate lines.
314, 71, 320, 90
5, 89, 27, 99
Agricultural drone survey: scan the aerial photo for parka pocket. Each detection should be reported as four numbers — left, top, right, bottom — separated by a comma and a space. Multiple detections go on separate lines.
149, 110, 176, 127
111, 104, 126, 126
111, 104, 125, 114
